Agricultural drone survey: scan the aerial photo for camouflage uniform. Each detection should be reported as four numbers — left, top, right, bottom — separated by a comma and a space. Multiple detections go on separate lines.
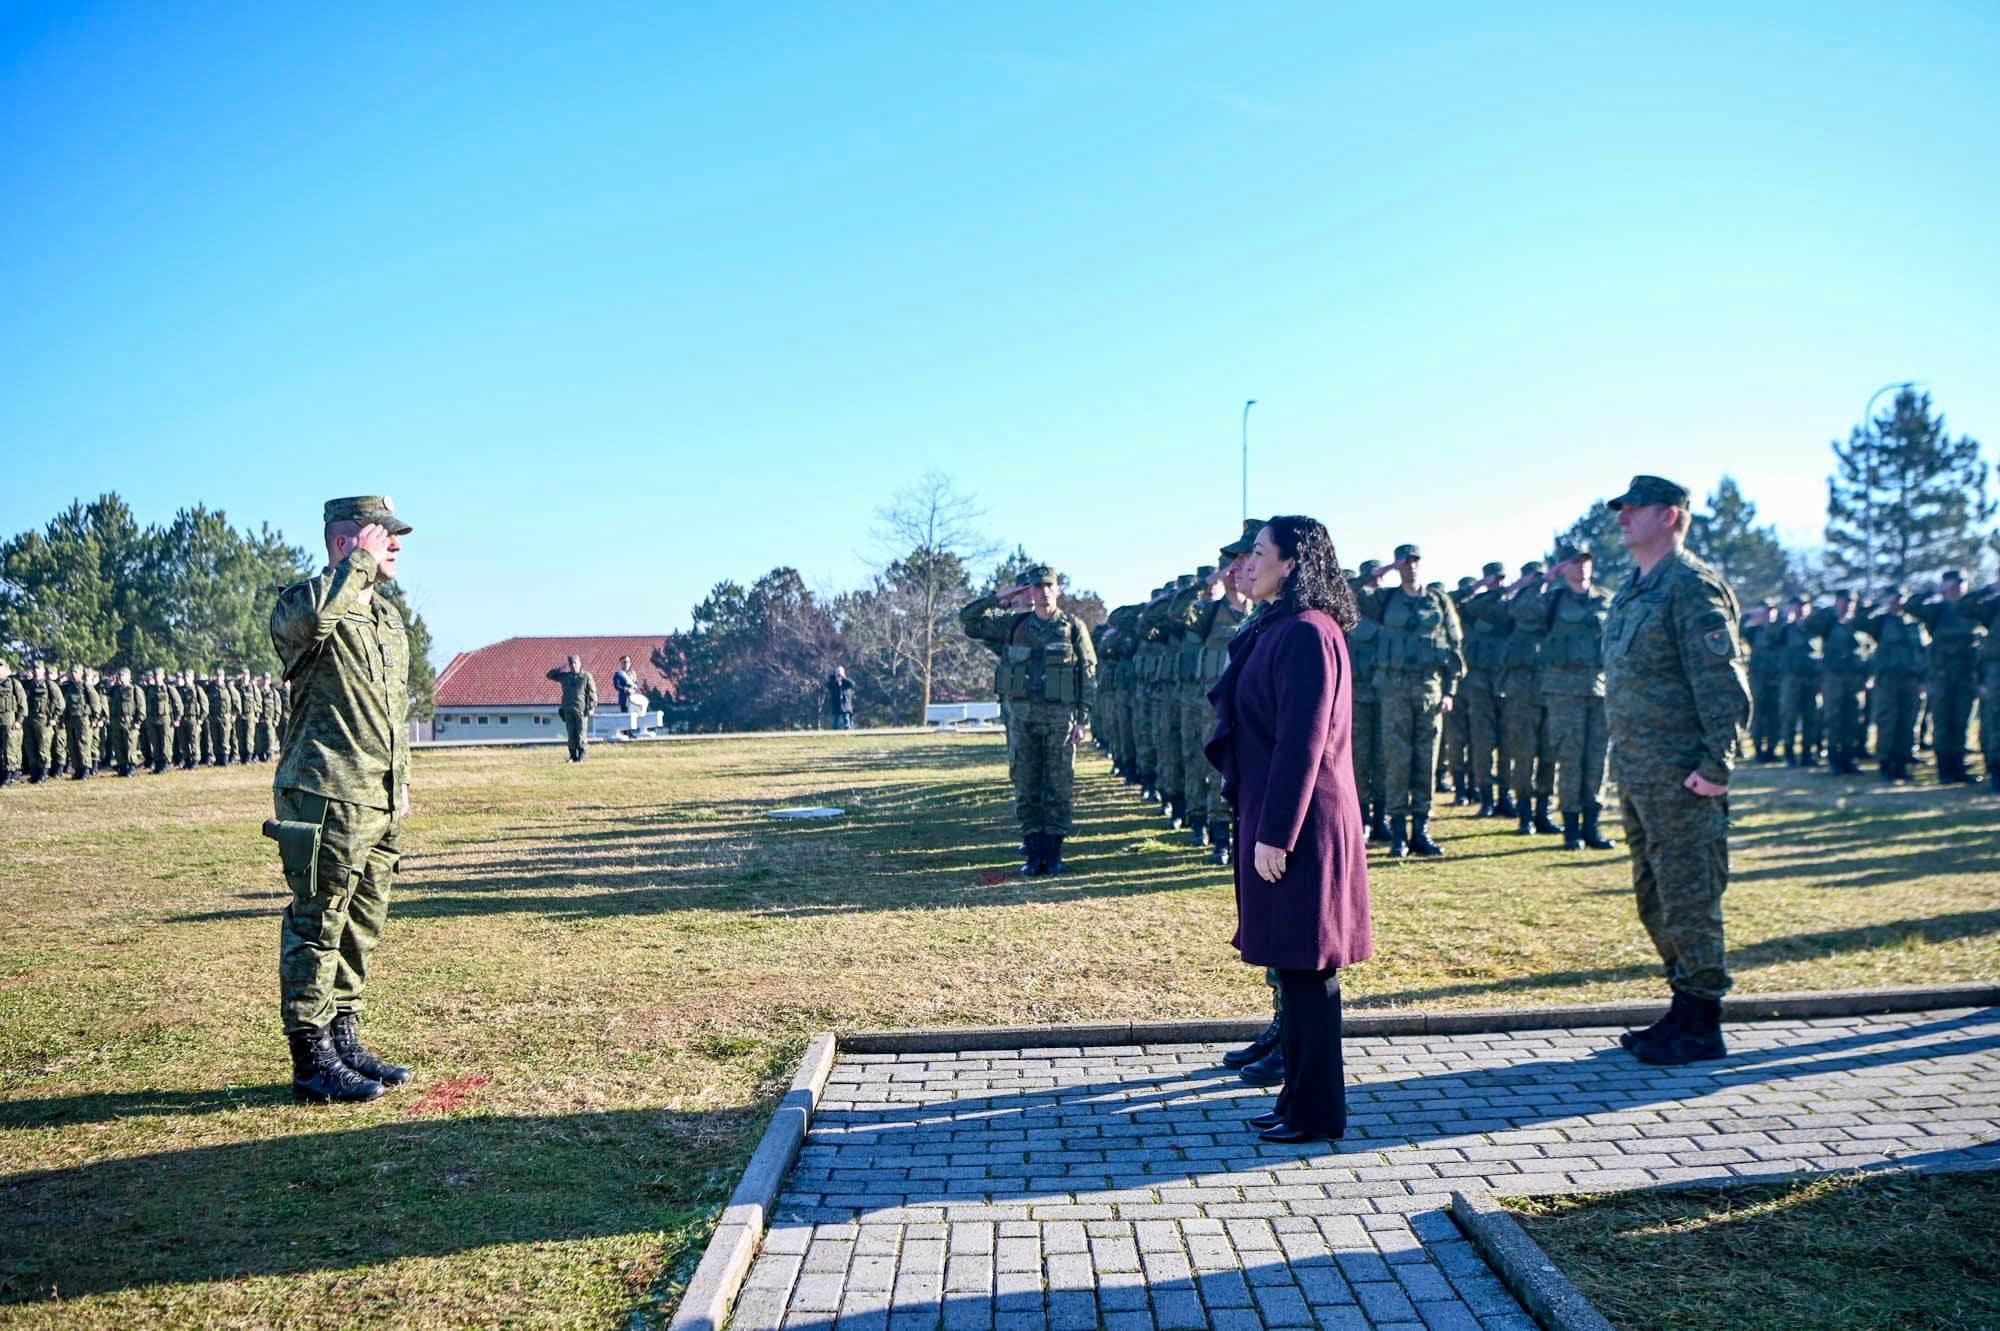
1909, 580, 1985, 783
61, 674, 101, 778
1369, 546, 1465, 853
1601, 478, 1751, 1039
106, 676, 144, 775
1500, 565, 1556, 831
1773, 606, 1823, 765
1346, 562, 1386, 839
204, 674, 237, 766
547, 665, 599, 761
1133, 589, 1173, 799
23, 668, 61, 780
0, 668, 24, 786
235, 674, 261, 763
1810, 599, 1873, 775
1185, 590, 1247, 848
1540, 570, 1615, 848
1744, 604, 1784, 761
180, 674, 208, 768
1865, 600, 1929, 781
1156, 575, 1201, 823
141, 673, 179, 773
1452, 563, 1512, 815
960, 566, 1097, 873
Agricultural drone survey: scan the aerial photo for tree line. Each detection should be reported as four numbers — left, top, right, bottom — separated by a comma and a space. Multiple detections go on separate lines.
0, 495, 439, 717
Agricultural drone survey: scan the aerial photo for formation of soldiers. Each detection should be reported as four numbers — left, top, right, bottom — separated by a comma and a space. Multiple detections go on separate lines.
1741, 572, 2000, 790
0, 660, 289, 786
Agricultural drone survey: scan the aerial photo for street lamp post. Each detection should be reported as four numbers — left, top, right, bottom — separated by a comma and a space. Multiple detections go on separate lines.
1241, 399, 1258, 524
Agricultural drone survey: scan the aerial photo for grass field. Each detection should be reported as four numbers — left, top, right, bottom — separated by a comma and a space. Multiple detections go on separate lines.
2, 731, 1996, 1327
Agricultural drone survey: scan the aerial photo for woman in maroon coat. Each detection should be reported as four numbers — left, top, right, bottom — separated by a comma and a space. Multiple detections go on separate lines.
1206, 515, 1373, 1142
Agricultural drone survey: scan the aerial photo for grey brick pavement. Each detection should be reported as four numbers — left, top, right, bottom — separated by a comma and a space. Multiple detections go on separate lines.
733, 1007, 2000, 1329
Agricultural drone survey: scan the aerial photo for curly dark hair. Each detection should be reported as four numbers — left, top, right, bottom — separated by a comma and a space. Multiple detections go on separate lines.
1264, 514, 1359, 630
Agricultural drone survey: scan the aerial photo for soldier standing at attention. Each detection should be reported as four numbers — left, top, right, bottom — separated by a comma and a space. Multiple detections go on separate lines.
547, 655, 599, 761
1969, 576, 2000, 791
1601, 476, 1751, 1066
267, 496, 415, 1104
1811, 592, 1875, 776
960, 564, 1097, 876
231, 669, 257, 763
1774, 595, 1824, 766
180, 669, 207, 769
106, 667, 143, 777
1909, 571, 1984, 784
0, 661, 24, 787
90, 668, 112, 772
1158, 571, 1203, 831
1500, 561, 1557, 832
24, 664, 60, 782
254, 673, 279, 760
1540, 547, 1617, 851
1743, 601, 1784, 762
1365, 544, 1465, 859
1453, 561, 1512, 818
1193, 524, 1259, 863
1865, 588, 1929, 782
61, 665, 99, 780
142, 668, 179, 774
204, 667, 236, 766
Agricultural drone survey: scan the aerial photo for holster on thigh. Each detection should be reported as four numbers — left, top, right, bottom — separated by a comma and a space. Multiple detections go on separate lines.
264, 803, 329, 897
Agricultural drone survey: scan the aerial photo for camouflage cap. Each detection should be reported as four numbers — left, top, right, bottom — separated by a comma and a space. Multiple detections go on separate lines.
1885, 583, 1909, 599
1481, 560, 1505, 578
1014, 564, 1059, 587
1175, 573, 1196, 590
1520, 560, 1543, 576
323, 495, 413, 535
1395, 543, 1421, 561
1833, 587, 1859, 601
1219, 518, 1263, 558
1942, 569, 1965, 583
1356, 559, 1381, 578
1554, 543, 1582, 563
1196, 564, 1216, 578
1605, 475, 1690, 511
1456, 576, 1475, 591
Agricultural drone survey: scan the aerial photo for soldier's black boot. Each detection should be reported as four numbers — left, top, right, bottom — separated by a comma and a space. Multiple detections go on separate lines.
1141, 784, 1158, 804
1209, 823, 1232, 866
1620, 991, 1687, 1052
289, 1026, 385, 1104
1167, 796, 1185, 831
1189, 822, 1208, 848
1561, 811, 1583, 851
1388, 815, 1409, 860
1581, 809, 1617, 850
1223, 1017, 1281, 1069
330, 1011, 411, 1087
1495, 790, 1517, 818
1475, 787, 1495, 819
1237, 1041, 1285, 1087
1990, 772, 2000, 795
1409, 813, 1444, 857
1043, 835, 1066, 875
1435, 769, 1452, 795
1368, 802, 1392, 845
1453, 773, 1474, 806
1532, 795, 1560, 835
1515, 804, 1533, 834
1635, 995, 1726, 1066
1020, 833, 1043, 877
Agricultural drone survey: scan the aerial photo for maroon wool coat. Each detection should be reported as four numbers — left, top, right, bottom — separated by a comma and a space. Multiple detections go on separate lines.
1205, 608, 1373, 972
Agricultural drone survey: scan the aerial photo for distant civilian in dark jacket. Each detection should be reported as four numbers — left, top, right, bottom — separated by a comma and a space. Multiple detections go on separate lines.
826, 667, 856, 730
1207, 515, 1372, 1142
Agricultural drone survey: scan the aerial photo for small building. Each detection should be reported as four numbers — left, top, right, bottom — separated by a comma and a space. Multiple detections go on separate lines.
432, 635, 679, 740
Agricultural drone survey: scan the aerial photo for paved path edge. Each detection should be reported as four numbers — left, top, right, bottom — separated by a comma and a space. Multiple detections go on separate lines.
1450, 1190, 1616, 1331
838, 982, 2000, 1052
665, 1032, 837, 1331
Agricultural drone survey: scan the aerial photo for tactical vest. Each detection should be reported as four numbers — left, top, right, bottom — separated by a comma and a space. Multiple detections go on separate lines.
1779, 622, 1822, 674
1820, 620, 1873, 675
1462, 606, 1508, 671
1502, 596, 1548, 669
1926, 602, 1982, 667
1000, 613, 1082, 705
1872, 616, 1929, 676
1377, 589, 1451, 672
1544, 591, 1608, 668
1197, 603, 1246, 684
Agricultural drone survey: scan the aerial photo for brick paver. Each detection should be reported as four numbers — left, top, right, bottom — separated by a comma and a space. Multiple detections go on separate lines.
734, 1008, 2000, 1329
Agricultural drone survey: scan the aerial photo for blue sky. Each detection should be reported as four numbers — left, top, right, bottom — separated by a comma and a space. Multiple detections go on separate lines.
5, 2, 1996, 663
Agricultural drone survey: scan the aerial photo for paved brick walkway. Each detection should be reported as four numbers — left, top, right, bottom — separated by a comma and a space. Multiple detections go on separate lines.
732, 1008, 2000, 1331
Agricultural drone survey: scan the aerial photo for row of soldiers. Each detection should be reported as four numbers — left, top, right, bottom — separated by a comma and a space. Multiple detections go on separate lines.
0, 660, 290, 785
1740, 572, 2000, 788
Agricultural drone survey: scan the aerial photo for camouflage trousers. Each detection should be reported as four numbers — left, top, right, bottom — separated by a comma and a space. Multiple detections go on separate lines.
1377, 670, 1444, 817
1008, 702, 1078, 837
64, 718, 94, 777
234, 716, 254, 762
110, 721, 140, 772
174, 719, 198, 767
1134, 686, 1163, 787
1778, 675, 1821, 757
1114, 691, 1138, 776
1350, 695, 1381, 810
1460, 671, 1505, 796
1501, 685, 1552, 803
1180, 689, 1220, 827
23, 718, 53, 779
207, 716, 233, 764
1, 721, 18, 783
1158, 687, 1186, 804
142, 720, 170, 770
1440, 691, 1470, 786
255, 718, 275, 762
275, 787, 402, 1033
1821, 671, 1868, 768
1621, 782, 1732, 1001
1750, 675, 1783, 753
1544, 692, 1608, 813
1872, 675, 1923, 768
1929, 663, 1976, 773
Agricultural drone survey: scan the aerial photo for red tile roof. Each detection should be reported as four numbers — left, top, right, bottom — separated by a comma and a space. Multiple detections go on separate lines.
435, 636, 680, 708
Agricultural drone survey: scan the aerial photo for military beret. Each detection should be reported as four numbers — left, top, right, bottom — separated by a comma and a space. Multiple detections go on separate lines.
1520, 560, 1544, 576
1395, 543, 1421, 561
1481, 560, 1505, 578
1196, 564, 1216, 578
1014, 564, 1059, 587
1605, 475, 1691, 511
323, 495, 413, 535
1942, 569, 1965, 583
1219, 518, 1263, 558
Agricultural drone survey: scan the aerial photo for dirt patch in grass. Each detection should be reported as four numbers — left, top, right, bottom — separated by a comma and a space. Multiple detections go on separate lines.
1507, 1170, 2000, 1330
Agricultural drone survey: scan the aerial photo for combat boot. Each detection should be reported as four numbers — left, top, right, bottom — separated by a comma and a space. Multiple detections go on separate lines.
1515, 804, 1533, 834
1209, 823, 1232, 866
1043, 835, 1066, 875
1388, 815, 1409, 859
1435, 769, 1452, 795
1141, 784, 1157, 804
1991, 772, 2000, 795
1581, 810, 1617, 850
1189, 821, 1208, 848
1532, 795, 1560, 835
1475, 787, 1495, 819
1634, 995, 1726, 1065
1020, 833, 1043, 876
1408, 813, 1444, 857
1222, 1017, 1280, 1069
289, 1026, 384, 1104
330, 1011, 411, 1087
1452, 773, 1473, 806
1495, 790, 1517, 818
1620, 991, 1687, 1051
1237, 1042, 1285, 1087
1167, 796, 1185, 831
1368, 802, 1392, 845
1561, 812, 1582, 851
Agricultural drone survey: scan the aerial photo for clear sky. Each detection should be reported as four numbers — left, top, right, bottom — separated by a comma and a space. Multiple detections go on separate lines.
5, 2, 1996, 664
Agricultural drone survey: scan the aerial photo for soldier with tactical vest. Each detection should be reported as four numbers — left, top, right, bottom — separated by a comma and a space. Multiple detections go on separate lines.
1155, 572, 1202, 829
1452, 561, 1512, 818
1099, 604, 1142, 785
104, 667, 144, 777
61, 665, 101, 780
204, 668, 237, 766
1501, 560, 1559, 834
1866, 589, 1929, 782
1541, 546, 1617, 851
0, 661, 24, 787
1364, 543, 1465, 858
1809, 591, 1875, 775
141, 668, 180, 774
22, 664, 61, 782
960, 564, 1097, 876
1346, 560, 1388, 843
1909, 571, 1985, 784
1190, 523, 1259, 862
1132, 586, 1173, 803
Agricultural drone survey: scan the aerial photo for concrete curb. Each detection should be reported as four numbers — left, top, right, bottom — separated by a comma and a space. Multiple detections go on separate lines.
837, 983, 2000, 1053
664, 1032, 837, 1331
1451, 1190, 1616, 1331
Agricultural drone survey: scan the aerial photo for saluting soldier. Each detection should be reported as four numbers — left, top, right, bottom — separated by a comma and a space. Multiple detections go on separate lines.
1540, 546, 1616, 851
1453, 561, 1512, 818
1810, 591, 1875, 776
267, 496, 416, 1103
0, 661, 24, 787
960, 564, 1098, 876
1909, 571, 1984, 784
1773, 595, 1823, 766
1865, 588, 1929, 782
1743, 600, 1785, 761
1601, 476, 1751, 1066
1365, 544, 1465, 858
547, 655, 598, 761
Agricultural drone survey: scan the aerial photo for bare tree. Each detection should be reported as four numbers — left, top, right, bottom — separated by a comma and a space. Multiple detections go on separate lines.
872, 472, 991, 721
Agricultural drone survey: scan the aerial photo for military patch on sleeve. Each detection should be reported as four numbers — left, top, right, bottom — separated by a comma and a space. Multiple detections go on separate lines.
1704, 627, 1736, 658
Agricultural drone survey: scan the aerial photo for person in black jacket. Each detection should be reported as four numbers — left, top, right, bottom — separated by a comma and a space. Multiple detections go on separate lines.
825, 667, 856, 730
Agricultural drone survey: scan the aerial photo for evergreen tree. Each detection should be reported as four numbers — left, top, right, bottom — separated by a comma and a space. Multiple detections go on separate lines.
1688, 476, 1789, 605
1826, 388, 1993, 591
376, 581, 439, 719
1550, 501, 1634, 588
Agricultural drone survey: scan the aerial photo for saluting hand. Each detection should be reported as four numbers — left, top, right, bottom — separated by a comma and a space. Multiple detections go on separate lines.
350, 523, 392, 561
1252, 841, 1288, 883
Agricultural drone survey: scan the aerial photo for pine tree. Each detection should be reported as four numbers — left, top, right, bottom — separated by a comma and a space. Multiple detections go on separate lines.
1689, 477, 1789, 605
1826, 388, 1993, 590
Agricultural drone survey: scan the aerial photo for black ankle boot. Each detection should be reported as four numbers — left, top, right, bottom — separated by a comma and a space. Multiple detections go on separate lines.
1167, 796, 1185, 830
1452, 774, 1473, 806
1620, 991, 1687, 1051
1043, 835, 1066, 875
1533, 795, 1560, 835
1635, 995, 1726, 1065
1516, 805, 1533, 834
330, 1011, 411, 1087
1476, 787, 1495, 818
1223, 1017, 1280, 1069
1388, 815, 1409, 859
1209, 823, 1232, 866
1238, 1042, 1285, 1086
1561, 811, 1582, 851
1020, 833, 1043, 876
1409, 813, 1444, 857
1581, 809, 1616, 850
1189, 822, 1208, 848
1495, 790, 1518, 818
1368, 803, 1391, 845
290, 1026, 385, 1103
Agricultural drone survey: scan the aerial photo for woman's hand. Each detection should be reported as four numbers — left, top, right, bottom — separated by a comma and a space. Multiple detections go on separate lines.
1253, 841, 1288, 882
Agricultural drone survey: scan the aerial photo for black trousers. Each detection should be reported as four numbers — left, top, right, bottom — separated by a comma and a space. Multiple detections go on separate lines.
1273, 966, 1345, 1137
